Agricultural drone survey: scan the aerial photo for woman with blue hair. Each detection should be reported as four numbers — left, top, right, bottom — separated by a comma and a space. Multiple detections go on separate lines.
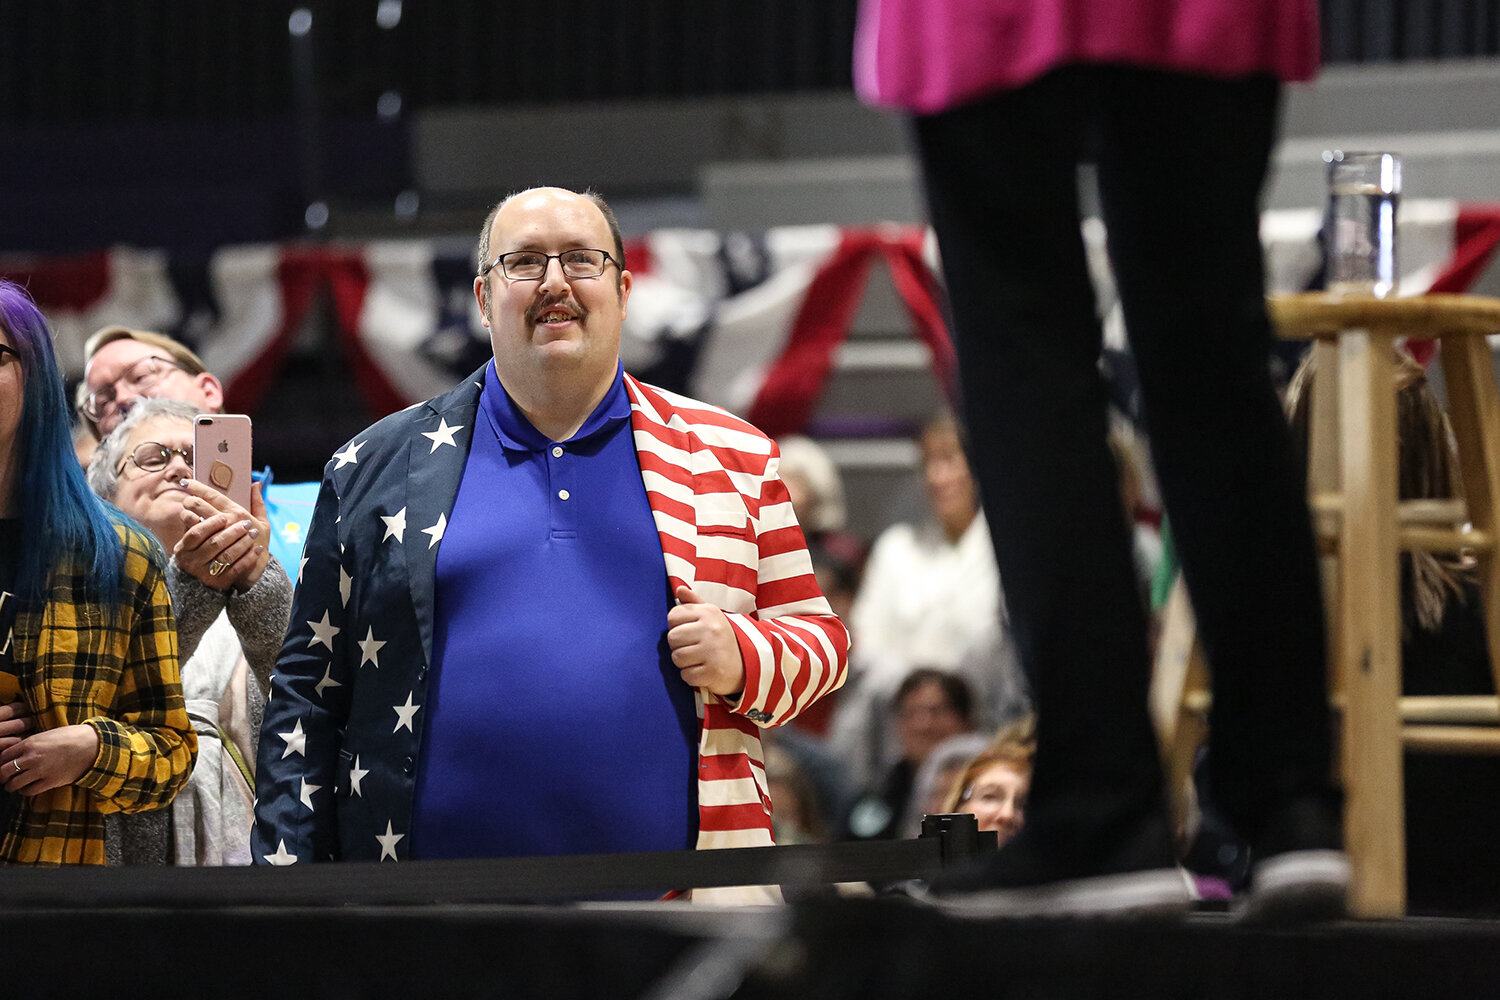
0, 278, 195, 865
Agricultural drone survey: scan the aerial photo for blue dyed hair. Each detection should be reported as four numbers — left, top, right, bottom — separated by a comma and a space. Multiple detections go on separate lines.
0, 279, 123, 603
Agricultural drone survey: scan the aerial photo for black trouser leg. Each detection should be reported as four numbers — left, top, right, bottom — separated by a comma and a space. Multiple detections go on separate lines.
914, 65, 1334, 864
915, 71, 1167, 862
1094, 69, 1332, 844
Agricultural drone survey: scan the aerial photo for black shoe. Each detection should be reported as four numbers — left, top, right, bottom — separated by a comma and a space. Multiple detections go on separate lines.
1237, 795, 1349, 925
927, 810, 1194, 918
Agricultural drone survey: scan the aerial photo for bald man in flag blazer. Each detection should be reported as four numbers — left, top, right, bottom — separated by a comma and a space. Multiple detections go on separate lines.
252, 188, 848, 903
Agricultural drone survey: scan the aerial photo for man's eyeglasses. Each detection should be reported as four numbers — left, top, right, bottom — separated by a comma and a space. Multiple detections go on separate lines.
479, 248, 617, 281
117, 440, 193, 476
81, 355, 185, 421
0, 344, 19, 366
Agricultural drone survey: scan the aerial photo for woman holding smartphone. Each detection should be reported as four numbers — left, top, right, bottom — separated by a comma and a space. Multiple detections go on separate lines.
88, 397, 292, 865
0, 279, 195, 865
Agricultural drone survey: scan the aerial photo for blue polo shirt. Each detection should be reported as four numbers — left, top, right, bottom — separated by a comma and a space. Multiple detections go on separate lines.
410, 361, 698, 859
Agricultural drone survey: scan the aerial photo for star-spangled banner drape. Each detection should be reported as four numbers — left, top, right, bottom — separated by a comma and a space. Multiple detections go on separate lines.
5, 200, 1499, 432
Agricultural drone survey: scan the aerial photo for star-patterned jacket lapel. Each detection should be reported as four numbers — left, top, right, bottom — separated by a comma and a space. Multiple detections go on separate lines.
404, 373, 483, 666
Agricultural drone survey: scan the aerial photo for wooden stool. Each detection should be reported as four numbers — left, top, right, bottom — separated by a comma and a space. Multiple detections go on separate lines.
1150, 292, 1500, 917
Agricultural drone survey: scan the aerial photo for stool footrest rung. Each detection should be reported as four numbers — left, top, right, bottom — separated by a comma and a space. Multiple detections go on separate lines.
1400, 695, 1500, 724
1308, 494, 1494, 553
1180, 692, 1500, 725
1310, 496, 1470, 526
1399, 527, 1494, 553
1403, 725, 1500, 754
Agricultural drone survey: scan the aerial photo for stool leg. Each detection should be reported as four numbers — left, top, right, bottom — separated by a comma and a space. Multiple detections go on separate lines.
1438, 332, 1500, 696
1338, 328, 1406, 917
1307, 338, 1345, 700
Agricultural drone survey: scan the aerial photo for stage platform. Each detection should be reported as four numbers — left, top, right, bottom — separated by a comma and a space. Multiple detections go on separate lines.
5, 894, 1499, 999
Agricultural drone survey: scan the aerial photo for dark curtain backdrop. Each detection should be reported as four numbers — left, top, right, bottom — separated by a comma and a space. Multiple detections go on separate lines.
1, 0, 1494, 126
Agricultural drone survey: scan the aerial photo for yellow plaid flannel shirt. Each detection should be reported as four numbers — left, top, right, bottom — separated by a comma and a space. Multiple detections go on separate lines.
1, 521, 196, 865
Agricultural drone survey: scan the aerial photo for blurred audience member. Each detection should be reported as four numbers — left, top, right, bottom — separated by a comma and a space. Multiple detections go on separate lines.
777, 434, 865, 737
845, 668, 974, 840
943, 718, 1035, 848
777, 435, 849, 547
903, 730, 993, 837
0, 279, 195, 866
89, 397, 293, 865
832, 410, 1027, 791
810, 540, 861, 630
764, 744, 830, 846
762, 722, 857, 850
72, 406, 98, 469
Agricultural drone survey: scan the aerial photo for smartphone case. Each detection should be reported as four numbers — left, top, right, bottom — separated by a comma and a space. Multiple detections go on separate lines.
194, 414, 254, 511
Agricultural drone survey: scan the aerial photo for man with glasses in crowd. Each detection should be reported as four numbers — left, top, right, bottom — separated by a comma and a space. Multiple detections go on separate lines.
250, 187, 848, 900
79, 327, 317, 573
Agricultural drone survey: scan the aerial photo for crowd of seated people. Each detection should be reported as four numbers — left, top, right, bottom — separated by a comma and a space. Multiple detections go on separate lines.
828, 410, 1031, 805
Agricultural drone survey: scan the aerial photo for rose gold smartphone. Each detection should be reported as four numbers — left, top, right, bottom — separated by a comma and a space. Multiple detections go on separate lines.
194, 414, 254, 511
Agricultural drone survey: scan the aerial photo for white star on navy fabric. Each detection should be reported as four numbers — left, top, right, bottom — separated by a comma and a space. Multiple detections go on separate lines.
393, 692, 421, 733
339, 567, 353, 607
278, 719, 307, 759
358, 627, 387, 668
307, 611, 341, 651
331, 440, 365, 469
349, 755, 370, 797
314, 664, 342, 700
298, 556, 308, 583
421, 512, 447, 549
376, 821, 404, 861
381, 507, 407, 544
263, 839, 298, 865
300, 777, 322, 811
421, 418, 464, 453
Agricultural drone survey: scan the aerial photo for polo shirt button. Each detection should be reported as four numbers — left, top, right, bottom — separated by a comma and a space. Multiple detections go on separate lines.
403, 756, 415, 775
417, 664, 428, 682
558, 489, 570, 501
551, 446, 563, 458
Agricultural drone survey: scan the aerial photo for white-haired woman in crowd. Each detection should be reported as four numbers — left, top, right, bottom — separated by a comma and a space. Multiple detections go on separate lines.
89, 397, 292, 865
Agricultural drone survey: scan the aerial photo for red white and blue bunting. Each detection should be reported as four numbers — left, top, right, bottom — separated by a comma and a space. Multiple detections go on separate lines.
5, 200, 1499, 431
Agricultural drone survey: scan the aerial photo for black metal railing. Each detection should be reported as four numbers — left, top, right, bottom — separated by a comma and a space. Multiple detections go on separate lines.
0, 818, 1002, 909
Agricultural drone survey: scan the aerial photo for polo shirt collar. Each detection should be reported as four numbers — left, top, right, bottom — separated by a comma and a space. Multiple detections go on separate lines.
480, 359, 631, 452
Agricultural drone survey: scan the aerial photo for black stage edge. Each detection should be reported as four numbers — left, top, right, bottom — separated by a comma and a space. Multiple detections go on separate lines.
0, 839, 941, 907
4, 897, 1500, 999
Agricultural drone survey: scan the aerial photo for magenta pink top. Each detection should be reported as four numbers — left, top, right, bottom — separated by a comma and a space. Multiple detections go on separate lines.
854, 0, 1320, 113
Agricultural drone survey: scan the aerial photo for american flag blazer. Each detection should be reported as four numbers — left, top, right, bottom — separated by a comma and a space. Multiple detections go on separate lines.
252, 368, 849, 900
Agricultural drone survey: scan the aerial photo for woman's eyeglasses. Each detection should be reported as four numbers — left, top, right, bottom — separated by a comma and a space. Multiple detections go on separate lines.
118, 440, 193, 476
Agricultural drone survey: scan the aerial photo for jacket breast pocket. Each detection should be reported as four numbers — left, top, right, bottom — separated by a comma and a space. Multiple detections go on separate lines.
696, 494, 750, 540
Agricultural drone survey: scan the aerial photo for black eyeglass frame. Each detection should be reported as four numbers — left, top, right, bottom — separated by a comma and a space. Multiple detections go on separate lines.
478, 248, 618, 281
117, 440, 193, 477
